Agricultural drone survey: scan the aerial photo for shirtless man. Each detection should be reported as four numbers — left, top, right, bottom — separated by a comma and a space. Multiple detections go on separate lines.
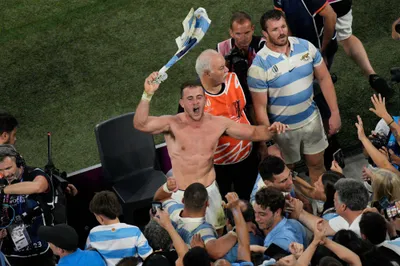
134, 72, 286, 229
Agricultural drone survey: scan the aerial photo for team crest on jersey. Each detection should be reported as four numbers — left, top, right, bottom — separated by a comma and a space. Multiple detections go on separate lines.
300, 53, 310, 61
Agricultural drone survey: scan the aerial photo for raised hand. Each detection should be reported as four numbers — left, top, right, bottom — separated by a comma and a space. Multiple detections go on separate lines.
288, 198, 304, 220
190, 234, 205, 248
314, 219, 327, 243
330, 160, 343, 174
153, 209, 172, 229
361, 166, 373, 182
289, 242, 304, 259
144, 72, 161, 94
369, 94, 389, 119
225, 192, 240, 209
355, 115, 367, 141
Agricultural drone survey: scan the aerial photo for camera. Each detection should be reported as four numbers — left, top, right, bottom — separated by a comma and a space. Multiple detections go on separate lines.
224, 47, 248, 75
369, 133, 387, 149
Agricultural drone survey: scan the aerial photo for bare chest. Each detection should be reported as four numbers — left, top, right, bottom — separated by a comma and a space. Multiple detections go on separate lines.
168, 121, 224, 154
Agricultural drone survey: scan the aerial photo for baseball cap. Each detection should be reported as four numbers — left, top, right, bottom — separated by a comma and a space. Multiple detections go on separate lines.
38, 224, 79, 250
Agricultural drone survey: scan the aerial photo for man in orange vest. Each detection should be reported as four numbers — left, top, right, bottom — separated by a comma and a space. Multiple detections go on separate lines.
195, 49, 262, 200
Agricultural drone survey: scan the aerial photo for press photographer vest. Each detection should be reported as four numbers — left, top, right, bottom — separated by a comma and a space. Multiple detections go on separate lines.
204, 72, 252, 165
1, 167, 53, 258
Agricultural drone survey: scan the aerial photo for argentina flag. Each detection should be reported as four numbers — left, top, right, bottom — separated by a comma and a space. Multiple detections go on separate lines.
155, 7, 211, 83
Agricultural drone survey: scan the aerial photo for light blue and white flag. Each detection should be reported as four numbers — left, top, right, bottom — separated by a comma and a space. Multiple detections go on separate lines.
154, 7, 211, 83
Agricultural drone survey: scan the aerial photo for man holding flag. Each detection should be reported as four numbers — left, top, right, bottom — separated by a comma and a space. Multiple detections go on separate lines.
134, 72, 287, 230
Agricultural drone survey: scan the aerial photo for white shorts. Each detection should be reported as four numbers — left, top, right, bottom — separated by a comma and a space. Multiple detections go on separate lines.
274, 114, 329, 164
336, 9, 353, 41
171, 181, 226, 229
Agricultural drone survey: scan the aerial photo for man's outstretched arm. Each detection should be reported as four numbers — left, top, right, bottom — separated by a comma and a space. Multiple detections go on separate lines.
133, 72, 172, 134
223, 115, 287, 142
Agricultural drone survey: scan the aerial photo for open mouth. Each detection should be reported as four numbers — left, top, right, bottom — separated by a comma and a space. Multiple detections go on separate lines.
193, 107, 200, 114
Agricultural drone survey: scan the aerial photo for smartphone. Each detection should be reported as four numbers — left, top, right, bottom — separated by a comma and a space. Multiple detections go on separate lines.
264, 243, 289, 259
379, 196, 390, 210
333, 149, 345, 169
151, 201, 163, 215
385, 203, 400, 220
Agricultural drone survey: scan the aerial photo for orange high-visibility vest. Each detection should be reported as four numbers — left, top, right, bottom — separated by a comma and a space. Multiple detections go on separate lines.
204, 72, 252, 165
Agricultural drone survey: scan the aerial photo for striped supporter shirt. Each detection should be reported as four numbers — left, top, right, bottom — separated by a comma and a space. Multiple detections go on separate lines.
86, 223, 153, 266
163, 199, 218, 245
247, 37, 323, 129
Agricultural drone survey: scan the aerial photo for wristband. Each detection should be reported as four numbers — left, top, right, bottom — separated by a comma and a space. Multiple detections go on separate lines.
141, 91, 154, 102
163, 183, 173, 194
388, 119, 395, 127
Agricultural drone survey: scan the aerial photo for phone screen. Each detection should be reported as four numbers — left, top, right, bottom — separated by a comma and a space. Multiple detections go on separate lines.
333, 149, 345, 168
385, 203, 400, 220
151, 201, 163, 215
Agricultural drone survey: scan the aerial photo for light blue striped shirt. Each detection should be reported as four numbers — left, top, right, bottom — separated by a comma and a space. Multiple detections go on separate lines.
163, 199, 218, 245
248, 37, 323, 129
86, 223, 153, 266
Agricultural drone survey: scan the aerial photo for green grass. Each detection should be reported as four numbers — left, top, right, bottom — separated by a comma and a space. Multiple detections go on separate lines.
1, 0, 399, 172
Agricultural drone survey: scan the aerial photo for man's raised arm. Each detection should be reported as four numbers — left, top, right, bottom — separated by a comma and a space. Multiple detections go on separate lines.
133, 72, 172, 134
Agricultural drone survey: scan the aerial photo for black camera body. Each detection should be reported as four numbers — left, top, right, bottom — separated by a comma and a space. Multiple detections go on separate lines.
224, 47, 249, 75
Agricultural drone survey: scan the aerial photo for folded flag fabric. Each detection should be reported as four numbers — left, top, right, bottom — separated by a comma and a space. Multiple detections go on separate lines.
155, 7, 211, 83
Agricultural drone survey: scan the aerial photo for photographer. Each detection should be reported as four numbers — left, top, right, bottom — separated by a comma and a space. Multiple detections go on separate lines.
0, 144, 54, 266
216, 11, 265, 108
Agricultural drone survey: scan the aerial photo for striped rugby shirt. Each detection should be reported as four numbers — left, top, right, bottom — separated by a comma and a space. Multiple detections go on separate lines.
163, 199, 218, 246
86, 223, 153, 266
247, 37, 323, 129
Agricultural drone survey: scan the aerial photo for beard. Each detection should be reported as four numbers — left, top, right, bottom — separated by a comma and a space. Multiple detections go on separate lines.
270, 34, 288, 47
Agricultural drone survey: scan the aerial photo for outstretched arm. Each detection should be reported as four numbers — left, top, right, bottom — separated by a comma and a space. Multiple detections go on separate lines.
355, 115, 400, 175
223, 116, 287, 142
370, 94, 400, 147
290, 198, 336, 236
324, 238, 362, 266
225, 192, 251, 262
153, 209, 188, 259
133, 72, 172, 134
